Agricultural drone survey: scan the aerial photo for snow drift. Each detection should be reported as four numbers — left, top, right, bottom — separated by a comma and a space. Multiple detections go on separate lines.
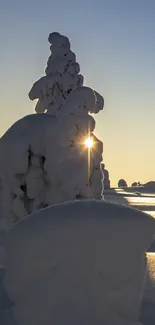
2, 200, 155, 325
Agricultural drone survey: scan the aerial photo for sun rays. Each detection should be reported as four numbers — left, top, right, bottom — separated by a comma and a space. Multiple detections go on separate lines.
84, 136, 94, 149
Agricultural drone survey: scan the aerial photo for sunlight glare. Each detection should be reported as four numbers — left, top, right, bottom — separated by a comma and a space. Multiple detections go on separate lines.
84, 136, 94, 149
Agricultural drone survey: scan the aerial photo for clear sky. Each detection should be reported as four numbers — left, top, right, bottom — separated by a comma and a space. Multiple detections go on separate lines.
0, 0, 155, 186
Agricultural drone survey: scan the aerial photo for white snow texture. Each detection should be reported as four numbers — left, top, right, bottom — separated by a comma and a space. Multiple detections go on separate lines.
2, 200, 155, 325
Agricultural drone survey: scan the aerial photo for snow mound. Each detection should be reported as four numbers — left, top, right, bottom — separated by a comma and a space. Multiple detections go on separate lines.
3, 200, 155, 325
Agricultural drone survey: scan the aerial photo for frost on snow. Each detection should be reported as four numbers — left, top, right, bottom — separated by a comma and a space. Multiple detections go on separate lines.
0, 33, 104, 228
2, 200, 155, 325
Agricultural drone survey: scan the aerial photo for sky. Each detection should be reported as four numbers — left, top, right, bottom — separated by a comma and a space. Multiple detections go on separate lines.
0, 0, 155, 187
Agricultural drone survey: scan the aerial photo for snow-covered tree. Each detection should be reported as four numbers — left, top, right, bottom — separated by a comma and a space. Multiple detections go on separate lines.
0, 33, 104, 228
101, 163, 111, 189
29, 32, 84, 115
118, 179, 128, 188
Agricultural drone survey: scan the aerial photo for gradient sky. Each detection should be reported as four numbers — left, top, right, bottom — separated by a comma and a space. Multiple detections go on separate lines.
0, 0, 155, 186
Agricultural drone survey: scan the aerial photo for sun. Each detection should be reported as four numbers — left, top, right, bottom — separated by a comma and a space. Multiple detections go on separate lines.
84, 136, 94, 149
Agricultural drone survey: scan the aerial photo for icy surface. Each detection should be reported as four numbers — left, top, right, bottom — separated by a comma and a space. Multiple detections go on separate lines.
2, 200, 155, 325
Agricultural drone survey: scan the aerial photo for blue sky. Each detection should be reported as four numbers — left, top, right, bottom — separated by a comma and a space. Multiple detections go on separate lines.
0, 0, 155, 186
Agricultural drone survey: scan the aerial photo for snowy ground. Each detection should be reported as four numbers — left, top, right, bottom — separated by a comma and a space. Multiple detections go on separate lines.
1, 188, 155, 324
105, 188, 155, 324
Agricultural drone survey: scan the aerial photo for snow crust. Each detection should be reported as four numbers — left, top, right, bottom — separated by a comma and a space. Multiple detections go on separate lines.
2, 200, 155, 325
